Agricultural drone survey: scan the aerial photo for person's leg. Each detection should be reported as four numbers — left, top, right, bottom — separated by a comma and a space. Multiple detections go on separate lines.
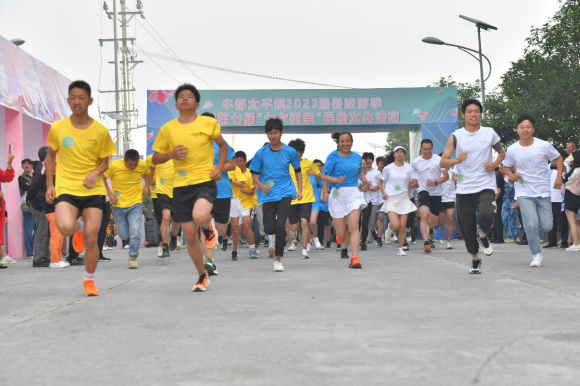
32, 208, 50, 264
346, 209, 362, 257
475, 190, 496, 240
446, 208, 455, 242
160, 208, 171, 245
537, 197, 554, 246
494, 197, 504, 242
181, 220, 205, 274
547, 202, 559, 245
360, 203, 372, 245
387, 211, 401, 240
368, 204, 379, 242
81, 207, 103, 275
455, 193, 479, 257
242, 215, 255, 246
518, 197, 542, 256
274, 198, 292, 259
23, 211, 35, 257
300, 217, 310, 249
46, 213, 63, 263
231, 216, 241, 252
560, 204, 570, 247
127, 204, 143, 257
310, 210, 319, 243
419, 206, 432, 244
377, 211, 385, 245
112, 207, 129, 251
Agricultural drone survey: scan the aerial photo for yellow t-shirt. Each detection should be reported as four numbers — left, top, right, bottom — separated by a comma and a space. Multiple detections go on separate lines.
152, 116, 220, 188
146, 154, 175, 198
290, 158, 320, 204
228, 167, 245, 198
145, 155, 158, 199
47, 117, 117, 197
238, 168, 255, 210
104, 159, 150, 208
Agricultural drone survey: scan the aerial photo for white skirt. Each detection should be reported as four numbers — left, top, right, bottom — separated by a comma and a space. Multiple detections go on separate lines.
328, 186, 367, 218
380, 192, 417, 215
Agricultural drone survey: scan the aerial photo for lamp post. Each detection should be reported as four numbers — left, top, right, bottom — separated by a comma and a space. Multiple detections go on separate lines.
422, 15, 496, 115
10, 38, 25, 46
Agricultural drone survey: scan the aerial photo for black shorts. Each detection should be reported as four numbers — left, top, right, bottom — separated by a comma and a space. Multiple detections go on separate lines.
289, 203, 312, 224
156, 193, 174, 213
564, 191, 580, 214
440, 201, 455, 211
56, 194, 105, 213
212, 198, 231, 224
417, 191, 442, 216
173, 181, 217, 223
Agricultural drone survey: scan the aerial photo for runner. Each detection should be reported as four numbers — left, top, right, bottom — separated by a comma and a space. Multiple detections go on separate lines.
250, 118, 302, 272
360, 152, 382, 251
440, 99, 505, 274
378, 146, 417, 256
232, 151, 258, 259
438, 157, 458, 250
321, 131, 370, 268
502, 113, 563, 266
152, 83, 228, 291
309, 159, 330, 250
45, 80, 117, 296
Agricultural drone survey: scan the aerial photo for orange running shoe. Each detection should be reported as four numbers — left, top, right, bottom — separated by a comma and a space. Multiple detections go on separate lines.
192, 273, 210, 292
423, 244, 432, 253
202, 222, 217, 249
72, 231, 85, 253
83, 280, 99, 296
349, 255, 362, 269
336, 235, 345, 244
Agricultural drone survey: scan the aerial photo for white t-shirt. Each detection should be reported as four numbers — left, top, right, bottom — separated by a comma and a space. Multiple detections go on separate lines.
381, 162, 415, 197
410, 154, 443, 195
363, 168, 383, 205
453, 126, 501, 194
441, 167, 457, 203
503, 138, 560, 199
549, 165, 568, 203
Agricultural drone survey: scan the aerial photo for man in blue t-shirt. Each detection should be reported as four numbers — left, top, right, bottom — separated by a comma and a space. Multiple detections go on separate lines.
250, 118, 302, 272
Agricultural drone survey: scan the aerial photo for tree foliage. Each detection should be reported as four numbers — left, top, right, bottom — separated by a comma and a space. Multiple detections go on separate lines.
384, 130, 410, 161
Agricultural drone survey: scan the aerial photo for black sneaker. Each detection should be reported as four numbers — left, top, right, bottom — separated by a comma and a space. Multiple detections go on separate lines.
335, 243, 342, 252
470, 259, 482, 274
231, 250, 238, 261
204, 260, 218, 276
221, 237, 228, 251
169, 235, 177, 251
371, 230, 379, 242
162, 245, 171, 258
325, 241, 331, 248
0, 264, 7, 269
99, 255, 111, 262
340, 248, 349, 259
68, 258, 85, 266
263, 238, 269, 248
402, 242, 409, 251
32, 260, 50, 267
361, 243, 367, 251
429, 239, 436, 249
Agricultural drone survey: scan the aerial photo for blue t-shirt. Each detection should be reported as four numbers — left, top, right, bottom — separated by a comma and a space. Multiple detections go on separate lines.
213, 140, 236, 199
322, 150, 363, 188
250, 144, 301, 204
311, 175, 328, 212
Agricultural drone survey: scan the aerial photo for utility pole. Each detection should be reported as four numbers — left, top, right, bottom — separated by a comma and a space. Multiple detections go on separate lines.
99, 0, 144, 154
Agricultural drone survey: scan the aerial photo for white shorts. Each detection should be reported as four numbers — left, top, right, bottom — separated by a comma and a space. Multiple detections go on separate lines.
328, 186, 367, 218
381, 193, 417, 215
230, 197, 244, 219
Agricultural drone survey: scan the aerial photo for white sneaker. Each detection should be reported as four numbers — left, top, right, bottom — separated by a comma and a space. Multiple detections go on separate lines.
530, 254, 543, 267
477, 234, 493, 256
301, 249, 310, 259
446, 242, 453, 249
0, 256, 16, 264
287, 243, 296, 251
565, 244, 580, 252
314, 237, 324, 250
306, 243, 311, 253
123, 245, 129, 249
268, 245, 275, 258
274, 261, 284, 272
50, 261, 70, 268
157, 246, 163, 257
397, 248, 407, 256
129, 256, 139, 269
102, 246, 107, 251
384, 227, 394, 245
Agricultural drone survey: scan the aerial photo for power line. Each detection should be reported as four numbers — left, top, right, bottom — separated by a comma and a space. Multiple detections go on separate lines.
133, 49, 353, 89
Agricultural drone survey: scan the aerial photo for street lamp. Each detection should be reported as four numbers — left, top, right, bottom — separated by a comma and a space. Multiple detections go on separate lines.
10, 38, 25, 46
422, 14, 497, 115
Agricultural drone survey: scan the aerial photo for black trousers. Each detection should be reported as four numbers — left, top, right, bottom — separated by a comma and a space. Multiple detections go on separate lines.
262, 197, 292, 257
548, 202, 563, 245
456, 189, 496, 255
360, 202, 373, 244
97, 201, 111, 256
490, 197, 504, 241
317, 210, 329, 242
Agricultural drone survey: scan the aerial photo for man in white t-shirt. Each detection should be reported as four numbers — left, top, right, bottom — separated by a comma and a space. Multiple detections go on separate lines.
502, 113, 563, 267
411, 139, 449, 253
440, 99, 505, 274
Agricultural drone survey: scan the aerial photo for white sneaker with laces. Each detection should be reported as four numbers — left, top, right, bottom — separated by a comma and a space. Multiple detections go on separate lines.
274, 261, 284, 272
397, 248, 407, 256
301, 249, 310, 259
477, 234, 493, 256
287, 243, 296, 251
384, 227, 394, 245
314, 237, 324, 250
306, 243, 311, 253
50, 260, 70, 268
530, 254, 543, 267
0, 256, 16, 264
565, 244, 580, 252
157, 246, 163, 257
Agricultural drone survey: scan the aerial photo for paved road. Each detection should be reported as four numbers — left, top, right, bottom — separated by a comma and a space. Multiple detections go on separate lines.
2, 239, 580, 385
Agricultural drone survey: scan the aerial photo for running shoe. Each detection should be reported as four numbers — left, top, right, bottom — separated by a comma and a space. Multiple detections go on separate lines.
361, 243, 367, 251
384, 227, 393, 245
429, 239, 436, 249
128, 256, 139, 269
530, 254, 543, 267
397, 248, 407, 256
162, 245, 170, 258
376, 239, 383, 247
274, 261, 284, 272
325, 241, 331, 248
201, 222, 217, 249
72, 231, 85, 253
349, 255, 362, 268
267, 245, 275, 258
50, 260, 70, 268
157, 246, 163, 258
169, 235, 177, 251
423, 242, 431, 253
193, 273, 210, 292
477, 234, 493, 256
301, 249, 310, 259
287, 242, 296, 251
249, 247, 259, 259
231, 250, 239, 261
204, 260, 219, 275
0, 256, 16, 264
446, 242, 453, 249
83, 280, 99, 296
314, 238, 324, 250
470, 259, 482, 274
221, 237, 228, 251
371, 230, 379, 242
335, 243, 342, 252
99, 255, 111, 262
340, 248, 349, 259
402, 243, 410, 252
565, 244, 580, 252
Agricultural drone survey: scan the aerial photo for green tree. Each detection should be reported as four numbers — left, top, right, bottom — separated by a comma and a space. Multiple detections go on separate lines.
384, 130, 410, 161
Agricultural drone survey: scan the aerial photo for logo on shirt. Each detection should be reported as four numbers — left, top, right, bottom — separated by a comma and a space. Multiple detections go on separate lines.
480, 140, 490, 145
63, 136, 74, 148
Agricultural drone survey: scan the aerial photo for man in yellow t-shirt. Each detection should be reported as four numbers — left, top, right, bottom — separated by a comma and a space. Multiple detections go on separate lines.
288, 138, 320, 259
151, 83, 228, 293
229, 151, 257, 259
45, 80, 117, 297
146, 155, 180, 258
103, 149, 150, 269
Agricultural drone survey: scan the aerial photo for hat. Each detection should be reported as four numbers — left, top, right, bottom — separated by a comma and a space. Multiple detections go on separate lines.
393, 146, 406, 154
